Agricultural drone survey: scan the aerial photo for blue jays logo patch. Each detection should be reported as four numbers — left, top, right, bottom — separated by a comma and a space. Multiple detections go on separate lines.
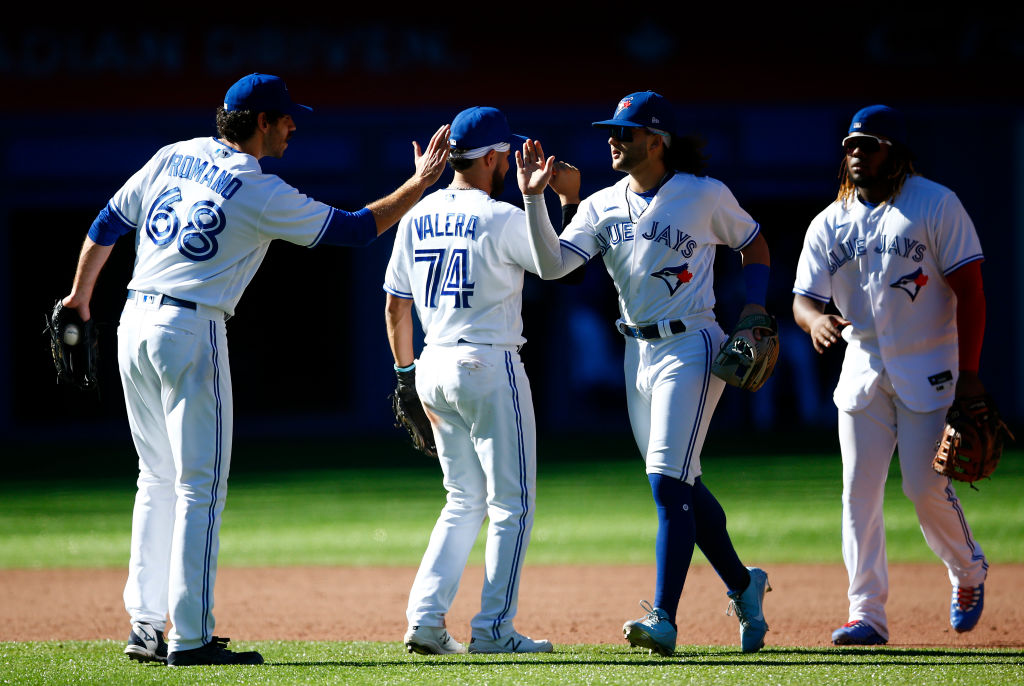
890, 267, 929, 301
615, 97, 634, 116
651, 263, 693, 295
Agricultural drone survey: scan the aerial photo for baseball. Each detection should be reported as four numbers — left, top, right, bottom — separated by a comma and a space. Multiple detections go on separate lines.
63, 323, 80, 346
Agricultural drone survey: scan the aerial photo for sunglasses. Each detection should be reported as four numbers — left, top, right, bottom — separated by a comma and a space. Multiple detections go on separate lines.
601, 125, 640, 142
842, 135, 892, 155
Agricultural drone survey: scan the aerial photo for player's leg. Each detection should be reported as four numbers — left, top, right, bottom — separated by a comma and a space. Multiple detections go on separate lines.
118, 304, 175, 659
835, 386, 898, 642
152, 312, 233, 653
465, 348, 544, 650
894, 399, 987, 630
406, 347, 487, 635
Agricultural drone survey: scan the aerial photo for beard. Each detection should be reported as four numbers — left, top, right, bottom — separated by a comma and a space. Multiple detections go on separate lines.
489, 167, 505, 199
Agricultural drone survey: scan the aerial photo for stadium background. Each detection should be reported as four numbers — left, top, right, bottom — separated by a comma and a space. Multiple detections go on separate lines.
3, 13, 1022, 468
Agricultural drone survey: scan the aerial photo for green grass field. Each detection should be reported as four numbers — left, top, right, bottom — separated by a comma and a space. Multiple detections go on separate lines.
2, 437, 1023, 684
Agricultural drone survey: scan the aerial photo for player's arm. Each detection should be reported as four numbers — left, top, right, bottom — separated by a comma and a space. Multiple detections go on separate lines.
365, 124, 451, 235
793, 294, 850, 354
946, 260, 987, 397
62, 236, 115, 322
548, 161, 587, 285
517, 139, 587, 280
738, 233, 771, 320
385, 293, 416, 368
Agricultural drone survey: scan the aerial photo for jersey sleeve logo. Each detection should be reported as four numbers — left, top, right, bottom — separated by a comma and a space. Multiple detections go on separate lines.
651, 262, 693, 295
890, 267, 928, 301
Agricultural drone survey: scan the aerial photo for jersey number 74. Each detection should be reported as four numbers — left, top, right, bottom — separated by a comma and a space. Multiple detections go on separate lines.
414, 248, 474, 308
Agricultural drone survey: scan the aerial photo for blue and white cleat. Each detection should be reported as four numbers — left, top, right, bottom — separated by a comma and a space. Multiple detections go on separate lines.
831, 620, 887, 645
950, 584, 984, 633
623, 600, 676, 656
726, 566, 771, 653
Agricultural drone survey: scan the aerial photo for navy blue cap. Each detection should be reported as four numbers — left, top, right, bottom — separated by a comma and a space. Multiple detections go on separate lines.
449, 106, 527, 150
593, 91, 677, 134
847, 105, 906, 146
224, 73, 312, 117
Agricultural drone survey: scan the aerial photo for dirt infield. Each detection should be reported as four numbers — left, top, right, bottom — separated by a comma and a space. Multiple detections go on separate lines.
3, 564, 1022, 648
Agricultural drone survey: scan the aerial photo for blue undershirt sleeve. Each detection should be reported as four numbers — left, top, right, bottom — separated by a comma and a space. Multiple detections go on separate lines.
316, 207, 377, 247
87, 204, 136, 246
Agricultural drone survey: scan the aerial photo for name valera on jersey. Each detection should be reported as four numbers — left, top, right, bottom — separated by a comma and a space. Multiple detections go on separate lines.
826, 231, 927, 274
412, 213, 479, 241
165, 154, 242, 199
594, 220, 696, 257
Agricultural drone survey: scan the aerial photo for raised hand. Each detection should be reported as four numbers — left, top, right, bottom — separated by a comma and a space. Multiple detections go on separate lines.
516, 139, 555, 196
413, 124, 451, 187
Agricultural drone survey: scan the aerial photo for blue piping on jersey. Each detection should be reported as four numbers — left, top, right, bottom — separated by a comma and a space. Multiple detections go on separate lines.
383, 285, 414, 299
560, 238, 591, 262
943, 254, 984, 276
792, 287, 831, 304
733, 223, 761, 252
492, 351, 529, 640
201, 320, 225, 645
943, 480, 987, 568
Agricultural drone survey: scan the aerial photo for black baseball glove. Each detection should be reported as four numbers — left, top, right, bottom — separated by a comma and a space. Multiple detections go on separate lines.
933, 394, 1014, 486
711, 312, 780, 392
44, 299, 99, 392
390, 364, 437, 458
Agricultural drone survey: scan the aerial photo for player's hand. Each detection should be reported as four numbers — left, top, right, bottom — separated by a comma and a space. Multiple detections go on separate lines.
516, 139, 555, 196
412, 124, 451, 187
737, 303, 771, 341
548, 160, 581, 205
955, 370, 986, 398
809, 312, 850, 353
61, 294, 91, 322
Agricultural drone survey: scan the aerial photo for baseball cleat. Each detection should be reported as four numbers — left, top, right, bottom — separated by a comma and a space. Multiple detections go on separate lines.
166, 636, 264, 666
622, 600, 676, 657
831, 620, 887, 645
467, 631, 553, 654
726, 566, 771, 653
950, 583, 984, 633
404, 625, 467, 655
124, 621, 168, 663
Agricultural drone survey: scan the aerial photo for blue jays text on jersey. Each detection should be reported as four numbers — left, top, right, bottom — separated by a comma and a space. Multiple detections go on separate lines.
166, 154, 242, 199
593, 219, 697, 257
826, 229, 928, 274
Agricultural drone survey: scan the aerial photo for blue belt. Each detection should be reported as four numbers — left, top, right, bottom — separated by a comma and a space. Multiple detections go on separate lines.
618, 319, 687, 340
127, 290, 197, 310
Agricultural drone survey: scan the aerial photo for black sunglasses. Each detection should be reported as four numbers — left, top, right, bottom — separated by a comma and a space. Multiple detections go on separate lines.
842, 135, 891, 155
601, 125, 638, 142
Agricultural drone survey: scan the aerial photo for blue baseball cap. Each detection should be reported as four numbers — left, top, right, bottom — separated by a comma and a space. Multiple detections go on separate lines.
847, 105, 906, 146
223, 73, 312, 116
593, 91, 677, 134
449, 106, 527, 151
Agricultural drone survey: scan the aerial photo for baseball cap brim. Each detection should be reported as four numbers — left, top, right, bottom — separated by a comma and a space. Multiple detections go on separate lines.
591, 119, 646, 128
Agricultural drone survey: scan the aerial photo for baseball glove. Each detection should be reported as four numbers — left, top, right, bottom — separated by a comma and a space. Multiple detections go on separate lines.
933, 394, 1014, 485
390, 365, 437, 458
44, 299, 99, 392
711, 313, 780, 392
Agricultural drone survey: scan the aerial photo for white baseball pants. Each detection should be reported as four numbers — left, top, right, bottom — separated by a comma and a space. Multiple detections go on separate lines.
118, 295, 231, 652
407, 342, 536, 642
837, 372, 987, 639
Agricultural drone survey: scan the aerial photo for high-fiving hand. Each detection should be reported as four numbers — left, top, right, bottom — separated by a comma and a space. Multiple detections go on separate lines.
516, 139, 556, 196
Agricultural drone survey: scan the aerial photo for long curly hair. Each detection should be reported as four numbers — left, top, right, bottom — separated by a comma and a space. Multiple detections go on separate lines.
837, 142, 916, 205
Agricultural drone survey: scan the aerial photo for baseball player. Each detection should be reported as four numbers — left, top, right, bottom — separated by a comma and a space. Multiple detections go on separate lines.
518, 91, 772, 656
385, 106, 573, 655
58, 73, 450, 666
793, 105, 990, 645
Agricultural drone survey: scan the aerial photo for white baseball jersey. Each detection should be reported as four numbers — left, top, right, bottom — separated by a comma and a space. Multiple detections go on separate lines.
102, 136, 346, 317
793, 174, 983, 413
383, 188, 539, 344
559, 173, 760, 328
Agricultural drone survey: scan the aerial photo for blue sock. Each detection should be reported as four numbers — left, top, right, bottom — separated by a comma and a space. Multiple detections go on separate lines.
648, 473, 695, 624
693, 477, 750, 593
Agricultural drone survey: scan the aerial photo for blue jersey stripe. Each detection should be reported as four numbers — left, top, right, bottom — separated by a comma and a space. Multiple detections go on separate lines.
201, 321, 225, 644
792, 287, 831, 303
943, 254, 984, 275
560, 239, 591, 262
382, 285, 414, 299
734, 223, 761, 251
682, 330, 713, 478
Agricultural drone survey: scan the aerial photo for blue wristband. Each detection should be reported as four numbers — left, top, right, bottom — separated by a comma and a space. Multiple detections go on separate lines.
394, 362, 416, 373
743, 263, 770, 306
